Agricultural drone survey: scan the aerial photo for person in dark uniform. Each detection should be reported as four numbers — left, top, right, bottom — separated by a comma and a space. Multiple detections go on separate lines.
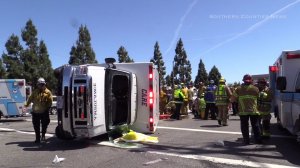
25, 78, 53, 143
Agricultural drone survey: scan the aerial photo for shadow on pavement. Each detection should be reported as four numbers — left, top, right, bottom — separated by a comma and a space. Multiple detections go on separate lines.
5, 137, 91, 151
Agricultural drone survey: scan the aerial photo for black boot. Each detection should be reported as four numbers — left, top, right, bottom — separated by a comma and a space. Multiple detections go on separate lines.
41, 132, 46, 142
35, 133, 40, 143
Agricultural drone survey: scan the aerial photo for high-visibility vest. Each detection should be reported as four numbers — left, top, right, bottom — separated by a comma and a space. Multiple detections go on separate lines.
174, 89, 184, 102
215, 84, 228, 105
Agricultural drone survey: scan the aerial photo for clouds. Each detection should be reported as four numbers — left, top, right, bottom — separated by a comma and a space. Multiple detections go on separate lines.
164, 0, 198, 57
199, 0, 300, 56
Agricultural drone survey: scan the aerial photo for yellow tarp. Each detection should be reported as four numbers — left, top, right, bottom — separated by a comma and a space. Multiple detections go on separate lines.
120, 130, 159, 143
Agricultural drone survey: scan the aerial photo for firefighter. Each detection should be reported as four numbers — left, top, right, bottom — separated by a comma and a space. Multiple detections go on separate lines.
25, 78, 53, 143
171, 85, 185, 120
257, 78, 273, 138
159, 85, 168, 114
181, 83, 189, 115
197, 82, 206, 98
204, 80, 217, 120
231, 74, 262, 145
215, 78, 232, 126
231, 86, 238, 116
187, 83, 194, 112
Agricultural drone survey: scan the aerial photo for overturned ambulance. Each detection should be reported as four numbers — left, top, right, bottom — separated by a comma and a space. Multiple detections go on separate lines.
54, 58, 159, 139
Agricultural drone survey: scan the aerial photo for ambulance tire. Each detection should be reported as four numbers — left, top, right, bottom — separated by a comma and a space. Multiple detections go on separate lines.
55, 125, 74, 140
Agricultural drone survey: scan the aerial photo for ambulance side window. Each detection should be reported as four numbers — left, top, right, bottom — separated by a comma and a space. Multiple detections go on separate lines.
295, 72, 300, 93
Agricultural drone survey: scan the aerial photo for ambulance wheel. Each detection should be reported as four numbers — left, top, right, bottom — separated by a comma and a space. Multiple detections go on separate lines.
55, 126, 74, 140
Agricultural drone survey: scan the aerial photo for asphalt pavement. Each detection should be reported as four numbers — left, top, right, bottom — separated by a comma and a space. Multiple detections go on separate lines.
0, 113, 300, 168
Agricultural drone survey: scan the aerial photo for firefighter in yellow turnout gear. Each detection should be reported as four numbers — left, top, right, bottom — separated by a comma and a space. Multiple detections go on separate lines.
215, 78, 232, 126
231, 74, 262, 145
171, 85, 185, 120
25, 78, 53, 143
257, 78, 273, 138
181, 84, 189, 115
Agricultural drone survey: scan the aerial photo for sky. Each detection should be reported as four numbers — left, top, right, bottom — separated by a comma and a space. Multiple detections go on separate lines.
1, 0, 300, 84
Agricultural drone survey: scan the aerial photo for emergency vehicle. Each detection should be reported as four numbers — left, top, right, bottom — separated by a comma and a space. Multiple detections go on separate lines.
0, 79, 32, 118
54, 58, 160, 139
269, 50, 300, 140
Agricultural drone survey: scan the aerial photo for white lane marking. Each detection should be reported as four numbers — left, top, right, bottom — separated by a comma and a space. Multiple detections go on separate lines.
0, 128, 54, 137
157, 126, 293, 139
143, 158, 168, 166
25, 119, 58, 123
148, 151, 299, 168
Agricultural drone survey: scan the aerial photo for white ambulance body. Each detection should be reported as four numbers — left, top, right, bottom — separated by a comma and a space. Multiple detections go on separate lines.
54, 60, 159, 139
269, 50, 300, 140
0, 79, 32, 118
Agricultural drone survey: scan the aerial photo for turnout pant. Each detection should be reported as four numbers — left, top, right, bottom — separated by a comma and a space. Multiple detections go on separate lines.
217, 105, 228, 125
261, 113, 271, 136
32, 112, 50, 140
240, 115, 261, 143
172, 101, 183, 120
204, 103, 217, 119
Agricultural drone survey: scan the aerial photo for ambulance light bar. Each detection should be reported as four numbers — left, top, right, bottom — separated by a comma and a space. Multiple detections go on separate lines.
286, 53, 300, 59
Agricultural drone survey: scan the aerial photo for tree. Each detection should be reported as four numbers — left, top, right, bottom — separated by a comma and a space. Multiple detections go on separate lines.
1, 19, 56, 91
194, 59, 208, 87
2, 34, 24, 78
117, 46, 134, 63
208, 65, 221, 85
227, 81, 241, 88
21, 19, 40, 85
173, 38, 191, 85
150, 42, 166, 86
38, 40, 57, 92
0, 58, 6, 78
69, 25, 98, 65
165, 74, 172, 86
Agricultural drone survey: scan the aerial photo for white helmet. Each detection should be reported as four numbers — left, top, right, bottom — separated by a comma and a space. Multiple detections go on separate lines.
37, 77, 46, 85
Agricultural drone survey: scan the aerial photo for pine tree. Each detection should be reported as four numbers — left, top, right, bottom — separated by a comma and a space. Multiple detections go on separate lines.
150, 42, 166, 86
117, 46, 134, 63
0, 59, 6, 78
21, 19, 56, 89
69, 25, 98, 65
208, 65, 221, 85
38, 40, 57, 92
173, 38, 191, 85
165, 74, 171, 86
194, 59, 208, 87
21, 19, 40, 85
2, 34, 24, 78
185, 60, 192, 84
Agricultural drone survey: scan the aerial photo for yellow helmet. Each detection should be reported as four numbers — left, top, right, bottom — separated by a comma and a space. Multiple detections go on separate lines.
219, 77, 226, 83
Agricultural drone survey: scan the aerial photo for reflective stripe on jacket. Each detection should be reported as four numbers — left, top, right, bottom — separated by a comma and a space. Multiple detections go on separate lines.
232, 84, 260, 115
216, 84, 231, 105
257, 87, 272, 115
204, 85, 216, 103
